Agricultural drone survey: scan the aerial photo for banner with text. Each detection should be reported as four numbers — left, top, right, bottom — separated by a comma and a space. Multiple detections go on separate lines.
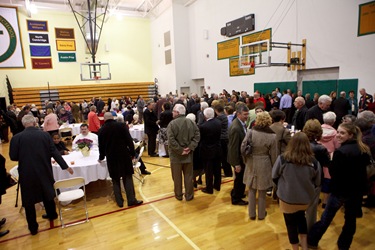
31, 58, 52, 69
56, 40, 76, 51
29, 33, 49, 44
0, 7, 25, 68
55, 28, 75, 39
27, 20, 48, 32
58, 52, 76, 62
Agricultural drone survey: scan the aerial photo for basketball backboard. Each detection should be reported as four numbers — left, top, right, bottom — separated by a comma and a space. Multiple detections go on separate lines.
80, 62, 111, 81
239, 39, 270, 70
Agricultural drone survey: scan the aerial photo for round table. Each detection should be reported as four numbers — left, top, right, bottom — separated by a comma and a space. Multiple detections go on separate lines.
52, 149, 108, 185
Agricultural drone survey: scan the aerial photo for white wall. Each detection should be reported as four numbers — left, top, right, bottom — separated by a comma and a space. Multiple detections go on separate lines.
151, 2, 177, 96
184, 0, 375, 95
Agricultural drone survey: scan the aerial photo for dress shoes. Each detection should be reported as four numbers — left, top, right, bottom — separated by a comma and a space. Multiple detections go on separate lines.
162, 155, 169, 158
0, 218, 6, 227
128, 200, 143, 207
258, 211, 267, 220
141, 170, 151, 175
0, 230, 9, 237
30, 229, 38, 236
249, 216, 256, 220
201, 188, 213, 194
232, 200, 249, 206
149, 154, 159, 157
42, 214, 58, 220
175, 196, 183, 201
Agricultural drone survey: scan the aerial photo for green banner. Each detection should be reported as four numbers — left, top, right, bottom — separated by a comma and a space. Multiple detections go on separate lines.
58, 52, 76, 62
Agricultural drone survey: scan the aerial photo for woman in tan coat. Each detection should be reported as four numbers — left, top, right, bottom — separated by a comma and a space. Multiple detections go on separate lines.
242, 112, 278, 220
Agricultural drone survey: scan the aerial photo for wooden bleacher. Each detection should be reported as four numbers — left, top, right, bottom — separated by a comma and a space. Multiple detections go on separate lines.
12, 82, 155, 108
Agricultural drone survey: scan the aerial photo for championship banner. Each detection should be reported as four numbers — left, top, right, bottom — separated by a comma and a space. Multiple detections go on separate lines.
30, 45, 51, 57
29, 33, 49, 44
31, 58, 52, 69
58, 52, 76, 62
0, 6, 25, 68
56, 40, 76, 51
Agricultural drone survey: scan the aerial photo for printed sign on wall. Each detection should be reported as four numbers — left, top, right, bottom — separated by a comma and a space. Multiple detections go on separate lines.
0, 6, 25, 68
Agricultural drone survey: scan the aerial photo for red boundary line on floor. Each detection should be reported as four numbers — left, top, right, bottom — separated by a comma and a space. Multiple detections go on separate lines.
0, 179, 234, 244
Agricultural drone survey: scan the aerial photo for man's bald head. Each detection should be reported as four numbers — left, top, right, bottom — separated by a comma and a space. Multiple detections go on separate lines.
104, 112, 114, 121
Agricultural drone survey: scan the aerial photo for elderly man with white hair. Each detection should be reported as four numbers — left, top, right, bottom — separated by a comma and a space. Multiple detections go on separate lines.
199, 107, 222, 194
167, 104, 200, 201
359, 88, 373, 113
305, 95, 332, 124
292, 96, 308, 130
358, 110, 375, 136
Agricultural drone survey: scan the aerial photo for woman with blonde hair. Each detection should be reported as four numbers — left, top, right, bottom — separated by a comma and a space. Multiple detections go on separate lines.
308, 123, 371, 250
272, 132, 321, 250
242, 112, 278, 220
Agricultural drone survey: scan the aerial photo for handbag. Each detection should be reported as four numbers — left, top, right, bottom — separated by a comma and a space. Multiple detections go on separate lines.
241, 129, 253, 158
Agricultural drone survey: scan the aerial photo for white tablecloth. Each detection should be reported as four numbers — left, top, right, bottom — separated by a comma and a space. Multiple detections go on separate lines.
59, 123, 82, 136
129, 124, 145, 141
52, 149, 108, 185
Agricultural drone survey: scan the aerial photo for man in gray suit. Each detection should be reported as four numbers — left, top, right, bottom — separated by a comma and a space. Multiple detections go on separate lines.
227, 104, 249, 205
167, 104, 200, 201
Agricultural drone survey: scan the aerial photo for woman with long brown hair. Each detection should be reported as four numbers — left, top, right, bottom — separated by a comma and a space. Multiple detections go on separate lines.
308, 123, 371, 250
272, 132, 321, 250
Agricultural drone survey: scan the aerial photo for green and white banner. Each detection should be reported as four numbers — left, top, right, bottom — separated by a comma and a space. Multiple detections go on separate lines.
58, 52, 76, 62
0, 6, 25, 68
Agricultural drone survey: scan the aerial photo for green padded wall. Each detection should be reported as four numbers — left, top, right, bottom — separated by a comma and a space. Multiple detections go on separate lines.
253, 81, 297, 95
302, 80, 337, 95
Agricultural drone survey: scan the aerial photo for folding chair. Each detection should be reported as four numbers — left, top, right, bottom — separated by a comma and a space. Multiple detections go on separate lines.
133, 146, 145, 184
53, 177, 89, 228
59, 127, 73, 145
9, 166, 22, 212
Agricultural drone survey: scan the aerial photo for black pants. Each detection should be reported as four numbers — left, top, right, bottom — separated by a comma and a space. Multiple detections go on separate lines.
112, 175, 137, 206
231, 164, 246, 202
203, 158, 222, 192
24, 200, 57, 233
146, 132, 157, 156
220, 139, 232, 177
283, 210, 307, 244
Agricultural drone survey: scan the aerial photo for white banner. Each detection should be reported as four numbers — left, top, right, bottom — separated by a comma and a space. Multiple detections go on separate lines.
0, 6, 25, 68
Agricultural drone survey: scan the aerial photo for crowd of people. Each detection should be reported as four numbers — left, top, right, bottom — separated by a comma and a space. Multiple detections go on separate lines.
1, 87, 374, 249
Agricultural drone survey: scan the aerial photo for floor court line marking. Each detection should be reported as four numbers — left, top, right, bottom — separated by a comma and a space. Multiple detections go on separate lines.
147, 192, 175, 200
139, 167, 200, 250
166, 234, 180, 240
143, 161, 171, 168
0, 172, 233, 244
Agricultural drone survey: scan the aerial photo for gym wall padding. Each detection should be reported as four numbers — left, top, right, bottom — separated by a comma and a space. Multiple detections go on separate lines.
253, 81, 297, 95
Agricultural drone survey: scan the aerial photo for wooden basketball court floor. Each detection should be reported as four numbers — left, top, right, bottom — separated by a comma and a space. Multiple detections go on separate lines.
0, 142, 374, 250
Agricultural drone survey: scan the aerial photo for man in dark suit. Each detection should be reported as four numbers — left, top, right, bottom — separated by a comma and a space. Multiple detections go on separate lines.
292, 97, 308, 130
144, 101, 159, 157
9, 115, 73, 235
98, 112, 143, 208
332, 91, 350, 128
305, 95, 332, 124
227, 104, 249, 205
199, 108, 222, 194
96, 97, 105, 114
0, 154, 9, 237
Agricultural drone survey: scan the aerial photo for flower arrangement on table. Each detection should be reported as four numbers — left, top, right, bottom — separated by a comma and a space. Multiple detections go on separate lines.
76, 138, 93, 157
